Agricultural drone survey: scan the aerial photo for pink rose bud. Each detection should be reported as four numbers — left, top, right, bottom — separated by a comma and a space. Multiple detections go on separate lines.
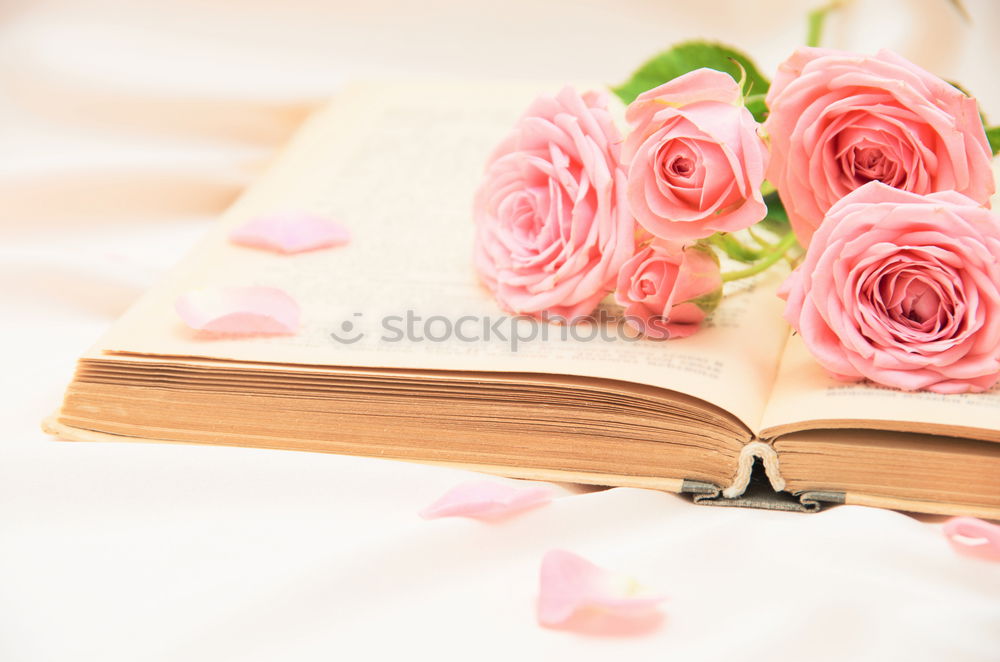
614, 240, 722, 340
765, 47, 995, 248
473, 87, 634, 320
780, 181, 1000, 394
622, 68, 769, 242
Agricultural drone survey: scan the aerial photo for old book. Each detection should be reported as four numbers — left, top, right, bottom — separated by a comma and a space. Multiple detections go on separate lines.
46, 81, 1000, 518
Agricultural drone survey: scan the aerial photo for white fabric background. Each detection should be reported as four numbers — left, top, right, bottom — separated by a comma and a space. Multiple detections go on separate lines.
2, 1, 999, 659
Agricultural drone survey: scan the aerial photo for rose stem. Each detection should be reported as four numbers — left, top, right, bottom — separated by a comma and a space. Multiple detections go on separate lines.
806, 1, 847, 48
721, 231, 799, 283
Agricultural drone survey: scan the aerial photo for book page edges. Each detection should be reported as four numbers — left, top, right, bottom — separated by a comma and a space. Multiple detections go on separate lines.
761, 419, 1000, 444
41, 416, 686, 493
47, 416, 1000, 517
841, 493, 1000, 520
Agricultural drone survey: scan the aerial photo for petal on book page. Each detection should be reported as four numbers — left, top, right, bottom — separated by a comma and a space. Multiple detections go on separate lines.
943, 517, 1000, 562
419, 480, 553, 520
229, 212, 350, 254
175, 286, 300, 336
537, 550, 665, 634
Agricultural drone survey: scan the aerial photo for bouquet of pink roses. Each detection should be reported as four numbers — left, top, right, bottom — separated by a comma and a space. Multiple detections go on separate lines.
473, 8, 1000, 395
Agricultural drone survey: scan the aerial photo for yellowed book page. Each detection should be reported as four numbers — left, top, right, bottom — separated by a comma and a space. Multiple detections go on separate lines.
92, 80, 790, 431
761, 334, 1000, 441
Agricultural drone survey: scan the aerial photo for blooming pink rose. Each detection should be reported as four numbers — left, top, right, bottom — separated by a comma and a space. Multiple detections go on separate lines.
622, 68, 769, 242
765, 47, 995, 247
780, 181, 1000, 394
473, 87, 634, 319
614, 240, 721, 339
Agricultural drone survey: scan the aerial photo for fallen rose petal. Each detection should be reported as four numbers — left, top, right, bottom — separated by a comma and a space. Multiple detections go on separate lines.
229, 212, 350, 254
943, 517, 1000, 562
175, 286, 300, 335
538, 549, 665, 630
419, 480, 553, 520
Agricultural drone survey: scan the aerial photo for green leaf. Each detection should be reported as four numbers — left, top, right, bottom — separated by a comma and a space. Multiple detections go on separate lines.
688, 287, 723, 314
759, 191, 790, 235
744, 94, 768, 124
986, 126, 1000, 155
612, 41, 770, 121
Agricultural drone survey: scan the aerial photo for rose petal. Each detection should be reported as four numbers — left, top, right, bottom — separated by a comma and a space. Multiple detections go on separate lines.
537, 549, 665, 629
229, 212, 350, 254
781, 181, 1000, 392
615, 241, 720, 340
943, 517, 1000, 562
623, 87, 768, 241
473, 87, 634, 319
764, 47, 994, 247
419, 480, 553, 520
175, 286, 300, 335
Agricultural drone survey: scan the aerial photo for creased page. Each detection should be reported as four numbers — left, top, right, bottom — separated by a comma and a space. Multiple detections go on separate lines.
761, 333, 1000, 442
93, 80, 789, 430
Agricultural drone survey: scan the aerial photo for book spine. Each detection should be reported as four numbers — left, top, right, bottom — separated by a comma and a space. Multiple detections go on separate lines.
722, 440, 786, 498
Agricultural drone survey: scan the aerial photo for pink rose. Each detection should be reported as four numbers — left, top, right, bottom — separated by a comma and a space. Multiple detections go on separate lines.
474, 87, 634, 319
614, 240, 721, 339
765, 47, 995, 247
622, 68, 769, 242
780, 181, 1000, 394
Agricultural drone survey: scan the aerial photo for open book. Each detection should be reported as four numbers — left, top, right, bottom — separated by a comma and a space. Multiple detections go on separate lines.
46, 81, 1000, 518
